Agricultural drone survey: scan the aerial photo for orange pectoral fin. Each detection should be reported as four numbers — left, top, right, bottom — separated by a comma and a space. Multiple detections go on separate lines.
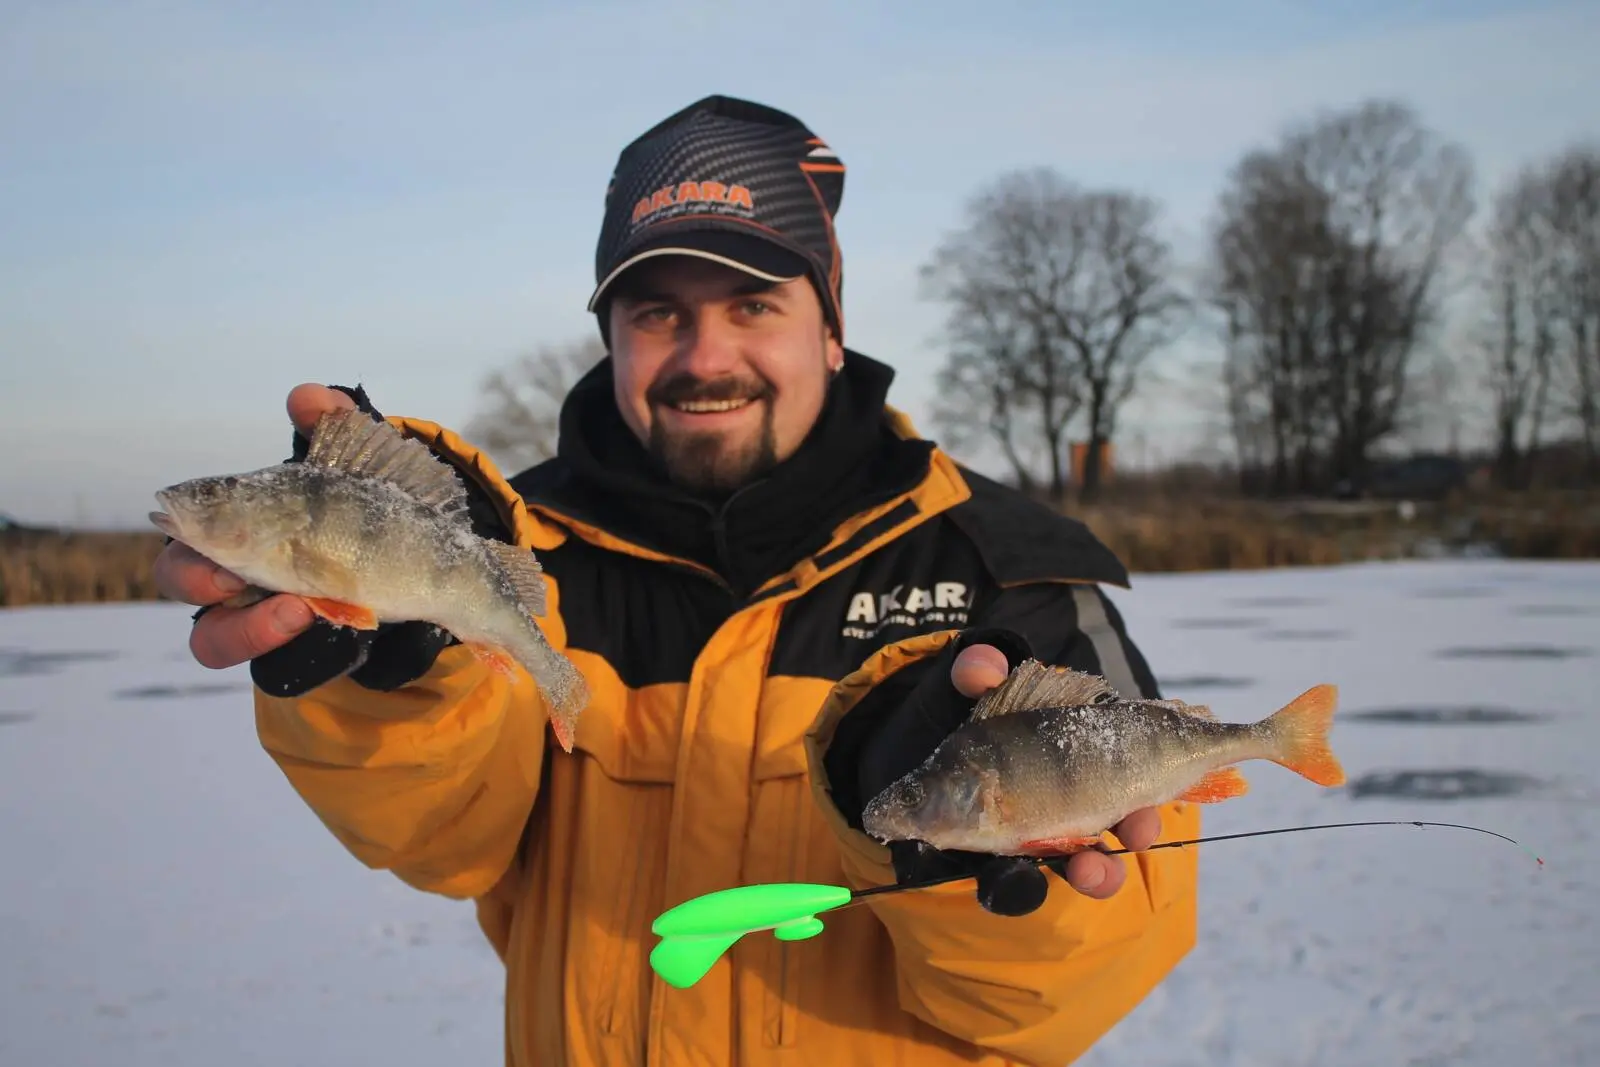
1018, 835, 1105, 856
468, 644, 520, 680
1177, 766, 1250, 803
304, 598, 379, 630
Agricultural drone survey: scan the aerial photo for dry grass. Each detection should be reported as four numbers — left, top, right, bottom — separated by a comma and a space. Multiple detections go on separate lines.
1067, 487, 1600, 575
1070, 498, 1356, 574
0, 530, 167, 607
1, 489, 1595, 607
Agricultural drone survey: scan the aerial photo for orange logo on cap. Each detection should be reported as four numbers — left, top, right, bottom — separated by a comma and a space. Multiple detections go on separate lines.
631, 181, 755, 226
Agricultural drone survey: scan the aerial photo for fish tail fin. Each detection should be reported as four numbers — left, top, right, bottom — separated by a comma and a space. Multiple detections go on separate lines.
509, 627, 589, 754
1261, 684, 1345, 787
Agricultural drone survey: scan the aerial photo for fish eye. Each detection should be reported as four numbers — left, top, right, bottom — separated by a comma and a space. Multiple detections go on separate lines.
221, 476, 239, 489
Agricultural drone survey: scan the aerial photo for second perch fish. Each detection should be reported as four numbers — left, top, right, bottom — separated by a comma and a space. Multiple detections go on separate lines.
862, 660, 1344, 855
149, 408, 589, 751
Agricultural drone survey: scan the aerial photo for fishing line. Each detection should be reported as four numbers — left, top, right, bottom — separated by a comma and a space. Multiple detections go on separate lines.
849, 820, 1543, 901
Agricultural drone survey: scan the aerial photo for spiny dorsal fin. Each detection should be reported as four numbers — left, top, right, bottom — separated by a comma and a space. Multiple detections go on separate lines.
304, 409, 471, 520
487, 540, 547, 618
968, 658, 1118, 722
1148, 697, 1216, 720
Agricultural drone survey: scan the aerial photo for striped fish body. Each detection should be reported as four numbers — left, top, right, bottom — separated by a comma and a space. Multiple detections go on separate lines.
150, 408, 589, 751
860, 659, 1343, 856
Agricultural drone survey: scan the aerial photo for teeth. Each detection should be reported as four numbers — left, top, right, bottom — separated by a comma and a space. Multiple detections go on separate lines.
675, 399, 751, 413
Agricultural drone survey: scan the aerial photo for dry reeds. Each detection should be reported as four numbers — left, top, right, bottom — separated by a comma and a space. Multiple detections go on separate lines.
0, 530, 167, 607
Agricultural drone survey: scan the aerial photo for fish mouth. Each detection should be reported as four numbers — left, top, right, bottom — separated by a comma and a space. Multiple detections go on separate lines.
861, 799, 915, 845
149, 489, 181, 538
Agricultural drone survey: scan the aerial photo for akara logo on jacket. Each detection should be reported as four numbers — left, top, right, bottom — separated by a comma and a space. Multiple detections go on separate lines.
841, 582, 969, 640
631, 180, 755, 226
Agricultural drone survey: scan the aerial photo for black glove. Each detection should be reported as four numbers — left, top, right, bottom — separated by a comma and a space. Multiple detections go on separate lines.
193, 383, 513, 697
828, 626, 1068, 917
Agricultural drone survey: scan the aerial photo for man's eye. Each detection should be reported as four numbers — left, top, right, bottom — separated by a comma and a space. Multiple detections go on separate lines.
741, 300, 771, 315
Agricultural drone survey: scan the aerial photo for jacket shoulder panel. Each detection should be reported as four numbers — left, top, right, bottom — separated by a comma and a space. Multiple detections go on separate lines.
533, 534, 732, 690
944, 465, 1129, 588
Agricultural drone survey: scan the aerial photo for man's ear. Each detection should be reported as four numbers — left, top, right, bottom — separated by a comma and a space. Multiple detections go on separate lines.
826, 330, 844, 374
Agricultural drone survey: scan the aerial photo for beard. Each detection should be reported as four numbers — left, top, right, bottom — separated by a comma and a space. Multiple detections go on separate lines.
646, 372, 780, 496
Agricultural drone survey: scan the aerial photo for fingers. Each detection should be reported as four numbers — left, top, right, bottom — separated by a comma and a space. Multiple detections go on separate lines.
1059, 850, 1127, 899
1111, 807, 1162, 853
286, 383, 357, 440
153, 540, 248, 606
189, 594, 315, 670
950, 643, 1010, 699
1055, 808, 1163, 900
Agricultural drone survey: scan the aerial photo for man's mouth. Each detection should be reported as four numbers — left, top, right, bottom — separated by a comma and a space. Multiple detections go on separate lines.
671, 397, 756, 414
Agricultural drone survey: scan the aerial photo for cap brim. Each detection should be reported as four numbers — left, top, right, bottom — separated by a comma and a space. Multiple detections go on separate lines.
587, 228, 810, 312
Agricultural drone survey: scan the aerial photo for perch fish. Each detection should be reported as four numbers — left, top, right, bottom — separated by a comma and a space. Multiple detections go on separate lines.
149, 408, 589, 751
862, 659, 1344, 855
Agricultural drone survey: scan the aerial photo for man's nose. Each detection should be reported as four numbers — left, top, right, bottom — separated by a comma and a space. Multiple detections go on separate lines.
674, 313, 744, 378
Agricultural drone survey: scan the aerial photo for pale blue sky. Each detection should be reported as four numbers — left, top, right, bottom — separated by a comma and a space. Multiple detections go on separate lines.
4, 0, 1597, 527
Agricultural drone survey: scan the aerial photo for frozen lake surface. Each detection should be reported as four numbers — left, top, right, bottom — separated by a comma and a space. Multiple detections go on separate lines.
1, 559, 1595, 1065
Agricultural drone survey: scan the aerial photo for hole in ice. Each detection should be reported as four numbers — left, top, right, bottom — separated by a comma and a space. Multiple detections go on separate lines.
1170, 617, 1269, 631
1512, 604, 1596, 618
1410, 586, 1498, 600
1225, 595, 1327, 608
1257, 628, 1350, 641
1157, 675, 1256, 691
1435, 645, 1591, 661
0, 648, 119, 678
114, 682, 252, 700
1345, 768, 1546, 801
1346, 706, 1551, 726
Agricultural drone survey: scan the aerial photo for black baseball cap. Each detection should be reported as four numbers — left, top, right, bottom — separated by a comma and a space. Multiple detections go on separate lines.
587, 94, 847, 340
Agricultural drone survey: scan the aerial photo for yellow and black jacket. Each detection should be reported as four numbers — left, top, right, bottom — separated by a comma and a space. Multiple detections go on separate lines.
252, 352, 1200, 1066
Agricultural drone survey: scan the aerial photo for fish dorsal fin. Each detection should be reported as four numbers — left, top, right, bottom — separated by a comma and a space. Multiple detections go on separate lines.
303, 409, 471, 519
1148, 697, 1216, 720
487, 541, 547, 618
968, 658, 1118, 722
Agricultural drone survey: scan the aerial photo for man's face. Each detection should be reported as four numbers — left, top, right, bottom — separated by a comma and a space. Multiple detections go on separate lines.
606, 255, 844, 495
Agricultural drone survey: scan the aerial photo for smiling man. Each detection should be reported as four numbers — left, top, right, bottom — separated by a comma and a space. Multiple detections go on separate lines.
154, 94, 1199, 1066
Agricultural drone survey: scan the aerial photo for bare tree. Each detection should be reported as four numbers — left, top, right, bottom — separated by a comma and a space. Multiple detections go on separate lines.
1545, 146, 1600, 476
1478, 166, 1561, 489
1206, 99, 1475, 495
921, 168, 1187, 502
1476, 144, 1600, 487
464, 335, 607, 473
926, 300, 1051, 495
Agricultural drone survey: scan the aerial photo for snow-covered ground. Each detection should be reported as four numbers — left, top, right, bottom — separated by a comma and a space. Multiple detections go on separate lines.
1, 559, 1595, 1065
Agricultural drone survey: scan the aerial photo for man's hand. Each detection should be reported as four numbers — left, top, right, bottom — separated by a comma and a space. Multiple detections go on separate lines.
950, 642, 1161, 901
152, 384, 355, 670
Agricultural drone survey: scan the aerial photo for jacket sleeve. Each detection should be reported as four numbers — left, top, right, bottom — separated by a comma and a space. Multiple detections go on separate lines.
804, 579, 1200, 1067
253, 416, 570, 901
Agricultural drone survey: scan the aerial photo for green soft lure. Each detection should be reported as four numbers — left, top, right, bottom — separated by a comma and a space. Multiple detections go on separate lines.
649, 882, 853, 989
646, 820, 1541, 989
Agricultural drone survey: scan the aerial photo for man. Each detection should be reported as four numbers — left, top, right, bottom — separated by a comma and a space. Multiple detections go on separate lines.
154, 94, 1199, 1066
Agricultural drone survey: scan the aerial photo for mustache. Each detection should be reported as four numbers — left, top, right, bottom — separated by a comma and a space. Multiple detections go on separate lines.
648, 373, 775, 407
